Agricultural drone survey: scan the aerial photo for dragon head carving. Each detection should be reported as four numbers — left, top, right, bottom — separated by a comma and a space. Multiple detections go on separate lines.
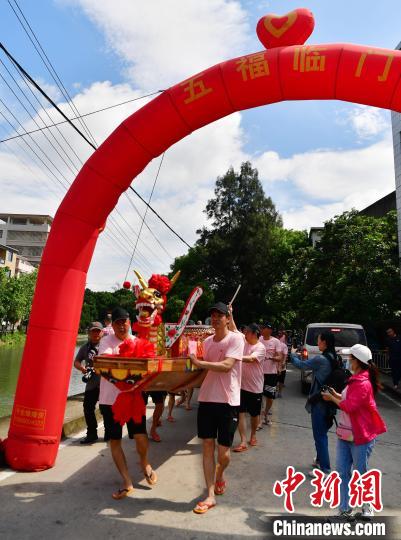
124, 270, 180, 327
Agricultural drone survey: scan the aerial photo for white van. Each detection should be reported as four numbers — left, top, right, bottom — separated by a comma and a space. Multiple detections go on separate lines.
300, 322, 367, 394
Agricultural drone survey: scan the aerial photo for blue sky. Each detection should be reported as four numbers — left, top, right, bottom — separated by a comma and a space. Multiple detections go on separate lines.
0, 1, 400, 288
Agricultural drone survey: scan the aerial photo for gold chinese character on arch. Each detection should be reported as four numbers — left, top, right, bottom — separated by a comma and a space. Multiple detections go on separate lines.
236, 52, 270, 82
293, 46, 327, 73
181, 74, 213, 105
355, 49, 394, 83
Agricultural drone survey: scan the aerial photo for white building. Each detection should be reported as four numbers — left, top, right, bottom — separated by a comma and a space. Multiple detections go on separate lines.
0, 214, 53, 267
391, 42, 401, 260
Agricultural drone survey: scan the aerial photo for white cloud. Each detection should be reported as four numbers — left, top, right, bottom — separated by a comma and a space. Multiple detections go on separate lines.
68, 0, 250, 90
255, 136, 394, 203
338, 105, 390, 140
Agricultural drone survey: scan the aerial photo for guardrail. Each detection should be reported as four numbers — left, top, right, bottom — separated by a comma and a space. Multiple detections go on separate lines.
372, 350, 391, 374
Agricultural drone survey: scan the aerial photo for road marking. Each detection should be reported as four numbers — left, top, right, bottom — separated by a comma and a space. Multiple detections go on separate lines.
0, 469, 15, 482
380, 391, 401, 408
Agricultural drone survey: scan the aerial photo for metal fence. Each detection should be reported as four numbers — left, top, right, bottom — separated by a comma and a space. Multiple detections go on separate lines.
372, 350, 391, 374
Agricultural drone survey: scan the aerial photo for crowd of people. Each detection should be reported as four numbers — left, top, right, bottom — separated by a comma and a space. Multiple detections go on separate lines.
73, 302, 387, 521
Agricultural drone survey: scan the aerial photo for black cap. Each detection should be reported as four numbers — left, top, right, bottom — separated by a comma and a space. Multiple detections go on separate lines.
89, 321, 103, 331
245, 323, 260, 335
261, 321, 273, 329
111, 307, 130, 322
208, 302, 230, 315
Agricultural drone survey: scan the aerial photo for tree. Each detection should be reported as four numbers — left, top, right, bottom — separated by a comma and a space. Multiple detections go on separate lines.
274, 210, 401, 331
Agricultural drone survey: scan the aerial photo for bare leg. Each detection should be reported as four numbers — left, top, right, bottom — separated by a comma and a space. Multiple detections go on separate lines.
216, 444, 231, 483
167, 393, 175, 420
250, 415, 259, 441
237, 412, 247, 445
150, 401, 164, 439
202, 438, 217, 503
185, 388, 194, 410
109, 439, 133, 489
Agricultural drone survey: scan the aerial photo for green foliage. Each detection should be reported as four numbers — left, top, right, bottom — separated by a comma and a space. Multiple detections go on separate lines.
272, 210, 401, 330
168, 162, 307, 324
0, 268, 38, 335
79, 288, 134, 331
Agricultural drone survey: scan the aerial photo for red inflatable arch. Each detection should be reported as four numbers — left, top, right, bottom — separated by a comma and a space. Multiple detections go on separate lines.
6, 8, 401, 470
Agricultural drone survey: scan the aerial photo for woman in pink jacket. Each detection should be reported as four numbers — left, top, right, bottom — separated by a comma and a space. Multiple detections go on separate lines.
322, 344, 386, 523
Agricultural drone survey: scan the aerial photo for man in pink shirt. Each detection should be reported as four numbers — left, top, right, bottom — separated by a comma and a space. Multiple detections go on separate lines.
99, 307, 157, 500
259, 322, 282, 426
232, 323, 266, 451
189, 302, 244, 514
277, 340, 289, 398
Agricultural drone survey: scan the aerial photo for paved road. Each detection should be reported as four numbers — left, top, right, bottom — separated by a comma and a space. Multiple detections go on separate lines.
0, 368, 400, 539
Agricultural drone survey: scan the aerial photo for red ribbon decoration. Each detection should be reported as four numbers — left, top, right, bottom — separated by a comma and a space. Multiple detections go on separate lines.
112, 338, 160, 425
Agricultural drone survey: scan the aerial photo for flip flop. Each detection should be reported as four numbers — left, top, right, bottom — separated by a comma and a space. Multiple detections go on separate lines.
150, 432, 161, 442
144, 468, 158, 486
249, 438, 257, 446
233, 443, 248, 452
112, 487, 134, 500
193, 500, 216, 514
214, 480, 226, 495
256, 425, 263, 431
185, 406, 193, 411
167, 416, 175, 422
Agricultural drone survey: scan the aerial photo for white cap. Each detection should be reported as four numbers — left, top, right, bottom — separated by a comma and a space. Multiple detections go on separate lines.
341, 344, 372, 365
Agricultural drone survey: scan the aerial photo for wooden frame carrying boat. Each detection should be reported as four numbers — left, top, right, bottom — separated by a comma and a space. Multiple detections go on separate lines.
93, 355, 207, 393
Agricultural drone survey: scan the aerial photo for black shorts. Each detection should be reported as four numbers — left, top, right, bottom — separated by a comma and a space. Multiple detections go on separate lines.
263, 374, 279, 399
100, 404, 147, 440
197, 402, 238, 447
143, 391, 167, 404
239, 389, 262, 417
277, 370, 287, 384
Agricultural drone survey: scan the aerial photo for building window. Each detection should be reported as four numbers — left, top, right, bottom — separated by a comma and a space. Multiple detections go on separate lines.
11, 218, 27, 225
7, 250, 13, 262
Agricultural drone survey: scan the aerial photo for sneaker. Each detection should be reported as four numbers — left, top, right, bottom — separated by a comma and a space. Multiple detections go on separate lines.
312, 456, 320, 467
80, 435, 98, 444
327, 510, 355, 523
354, 504, 374, 521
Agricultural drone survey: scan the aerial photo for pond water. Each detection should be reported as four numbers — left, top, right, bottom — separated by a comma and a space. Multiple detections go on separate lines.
0, 338, 86, 417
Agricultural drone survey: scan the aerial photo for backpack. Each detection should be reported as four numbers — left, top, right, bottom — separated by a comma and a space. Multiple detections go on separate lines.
325, 354, 351, 396
324, 353, 351, 429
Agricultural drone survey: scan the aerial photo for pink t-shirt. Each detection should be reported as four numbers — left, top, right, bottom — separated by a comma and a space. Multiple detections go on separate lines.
98, 333, 136, 405
279, 342, 288, 372
241, 339, 265, 394
102, 324, 115, 337
259, 336, 282, 374
198, 331, 244, 406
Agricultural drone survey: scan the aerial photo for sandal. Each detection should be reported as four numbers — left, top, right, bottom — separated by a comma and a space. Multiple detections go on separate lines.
249, 437, 257, 446
112, 487, 134, 500
144, 468, 158, 486
233, 443, 248, 452
256, 425, 263, 431
193, 500, 216, 514
167, 416, 175, 422
214, 480, 226, 495
150, 432, 161, 442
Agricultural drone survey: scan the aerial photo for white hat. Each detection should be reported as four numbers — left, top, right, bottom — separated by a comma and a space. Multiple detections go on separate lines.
342, 344, 372, 365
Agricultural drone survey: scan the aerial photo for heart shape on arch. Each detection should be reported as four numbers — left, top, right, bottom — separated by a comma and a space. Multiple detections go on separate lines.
257, 8, 315, 49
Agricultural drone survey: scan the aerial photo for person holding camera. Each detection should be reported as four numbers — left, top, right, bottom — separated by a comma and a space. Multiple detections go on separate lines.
74, 322, 104, 444
290, 331, 337, 475
322, 344, 386, 523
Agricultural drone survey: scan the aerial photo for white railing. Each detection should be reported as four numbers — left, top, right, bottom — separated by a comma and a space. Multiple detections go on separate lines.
372, 350, 390, 373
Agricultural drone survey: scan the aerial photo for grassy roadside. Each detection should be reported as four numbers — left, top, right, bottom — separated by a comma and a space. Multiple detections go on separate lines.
0, 332, 26, 347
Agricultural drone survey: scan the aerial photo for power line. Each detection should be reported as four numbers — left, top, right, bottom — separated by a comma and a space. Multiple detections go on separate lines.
124, 153, 165, 281
8, 0, 98, 147
0, 42, 192, 254
0, 91, 162, 144
129, 186, 192, 249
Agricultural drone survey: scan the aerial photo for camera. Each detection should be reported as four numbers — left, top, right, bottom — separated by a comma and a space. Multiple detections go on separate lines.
82, 367, 95, 383
321, 385, 333, 394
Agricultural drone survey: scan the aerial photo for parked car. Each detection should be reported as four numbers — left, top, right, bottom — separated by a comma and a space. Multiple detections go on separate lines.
299, 322, 367, 394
